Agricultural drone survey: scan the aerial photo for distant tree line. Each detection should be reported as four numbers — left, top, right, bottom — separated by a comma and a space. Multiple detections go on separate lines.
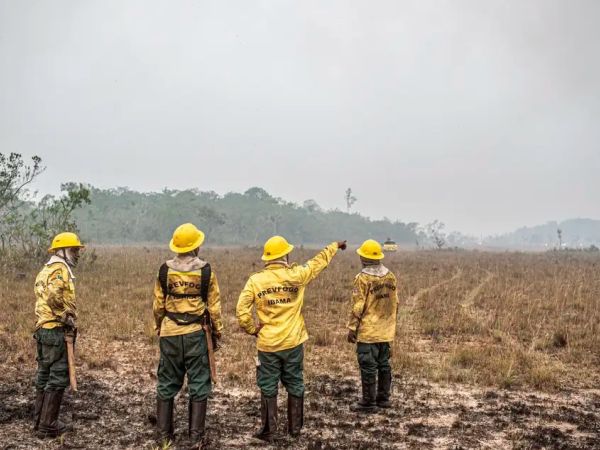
0, 152, 464, 252
74, 186, 419, 246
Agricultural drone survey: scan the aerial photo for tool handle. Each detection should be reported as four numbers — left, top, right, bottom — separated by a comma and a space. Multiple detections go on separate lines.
65, 335, 78, 392
203, 324, 217, 384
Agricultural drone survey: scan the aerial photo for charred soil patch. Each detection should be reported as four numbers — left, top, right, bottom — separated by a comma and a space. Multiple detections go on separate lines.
2, 369, 599, 449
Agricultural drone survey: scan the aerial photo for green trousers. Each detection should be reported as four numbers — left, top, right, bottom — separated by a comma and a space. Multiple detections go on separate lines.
257, 344, 304, 398
34, 328, 69, 391
157, 330, 211, 401
356, 342, 391, 384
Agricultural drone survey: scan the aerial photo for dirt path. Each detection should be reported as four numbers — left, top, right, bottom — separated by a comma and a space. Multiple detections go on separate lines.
457, 270, 548, 354
460, 270, 494, 309
404, 268, 464, 310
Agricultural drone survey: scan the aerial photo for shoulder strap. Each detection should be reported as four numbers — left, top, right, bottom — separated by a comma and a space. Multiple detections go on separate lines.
200, 263, 211, 303
159, 263, 169, 299
161, 263, 212, 327
200, 263, 212, 326
160, 262, 210, 300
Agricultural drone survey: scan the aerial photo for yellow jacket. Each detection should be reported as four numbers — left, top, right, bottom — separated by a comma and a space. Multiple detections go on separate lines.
236, 243, 339, 352
153, 255, 223, 337
34, 256, 77, 329
347, 265, 399, 343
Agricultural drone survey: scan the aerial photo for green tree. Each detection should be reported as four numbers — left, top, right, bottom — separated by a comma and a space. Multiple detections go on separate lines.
0, 153, 90, 258
26, 183, 91, 257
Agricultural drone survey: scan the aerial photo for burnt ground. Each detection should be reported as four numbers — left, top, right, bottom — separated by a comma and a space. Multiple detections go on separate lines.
1, 369, 599, 450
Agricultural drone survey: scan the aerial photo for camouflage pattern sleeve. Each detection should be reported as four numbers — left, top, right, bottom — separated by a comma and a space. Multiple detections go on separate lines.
45, 268, 69, 312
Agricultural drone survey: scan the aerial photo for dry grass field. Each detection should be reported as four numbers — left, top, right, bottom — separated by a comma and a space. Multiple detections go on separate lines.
1, 247, 599, 449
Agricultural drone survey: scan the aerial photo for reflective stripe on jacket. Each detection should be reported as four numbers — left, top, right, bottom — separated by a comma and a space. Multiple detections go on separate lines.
236, 243, 338, 352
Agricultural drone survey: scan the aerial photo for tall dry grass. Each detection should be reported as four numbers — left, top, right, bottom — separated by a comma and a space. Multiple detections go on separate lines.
1, 248, 599, 392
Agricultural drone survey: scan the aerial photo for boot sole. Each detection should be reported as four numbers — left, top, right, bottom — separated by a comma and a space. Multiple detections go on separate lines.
36, 425, 72, 438
252, 433, 275, 444
350, 407, 377, 413
36, 430, 68, 439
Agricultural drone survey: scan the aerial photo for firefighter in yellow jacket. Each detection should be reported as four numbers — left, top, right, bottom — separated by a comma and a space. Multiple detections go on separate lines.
347, 239, 399, 412
153, 223, 223, 449
33, 232, 84, 437
237, 236, 346, 442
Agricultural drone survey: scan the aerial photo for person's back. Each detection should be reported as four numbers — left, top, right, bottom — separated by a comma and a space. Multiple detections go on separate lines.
152, 223, 223, 449
242, 254, 334, 352
347, 240, 399, 412
154, 254, 218, 337
351, 266, 398, 344
237, 236, 346, 442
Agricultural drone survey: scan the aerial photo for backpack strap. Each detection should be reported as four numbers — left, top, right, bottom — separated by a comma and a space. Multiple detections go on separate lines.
159, 262, 212, 326
200, 263, 211, 303
200, 263, 212, 326
159, 262, 211, 300
159, 262, 169, 299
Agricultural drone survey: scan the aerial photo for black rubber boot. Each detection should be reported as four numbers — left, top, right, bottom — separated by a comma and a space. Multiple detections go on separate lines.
37, 390, 72, 438
33, 389, 45, 431
287, 394, 304, 437
376, 371, 392, 408
188, 399, 207, 449
350, 379, 377, 413
253, 393, 277, 443
157, 397, 174, 445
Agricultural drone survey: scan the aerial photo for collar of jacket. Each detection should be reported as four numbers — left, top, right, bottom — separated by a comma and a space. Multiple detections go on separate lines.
265, 259, 289, 269
361, 264, 389, 277
46, 255, 75, 279
167, 255, 207, 272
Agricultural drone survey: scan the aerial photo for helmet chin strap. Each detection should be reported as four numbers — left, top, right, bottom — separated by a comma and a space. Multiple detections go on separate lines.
60, 248, 78, 267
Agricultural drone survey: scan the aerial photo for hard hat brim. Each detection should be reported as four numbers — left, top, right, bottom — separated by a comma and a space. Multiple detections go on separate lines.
169, 232, 205, 254
262, 244, 294, 261
356, 248, 385, 260
48, 243, 85, 253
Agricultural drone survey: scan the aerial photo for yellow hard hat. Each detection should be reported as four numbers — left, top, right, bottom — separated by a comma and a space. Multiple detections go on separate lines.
48, 232, 85, 253
169, 223, 205, 253
262, 235, 294, 261
356, 239, 384, 260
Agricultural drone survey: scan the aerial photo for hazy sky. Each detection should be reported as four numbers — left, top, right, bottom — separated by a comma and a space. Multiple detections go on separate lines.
1, 1, 599, 235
